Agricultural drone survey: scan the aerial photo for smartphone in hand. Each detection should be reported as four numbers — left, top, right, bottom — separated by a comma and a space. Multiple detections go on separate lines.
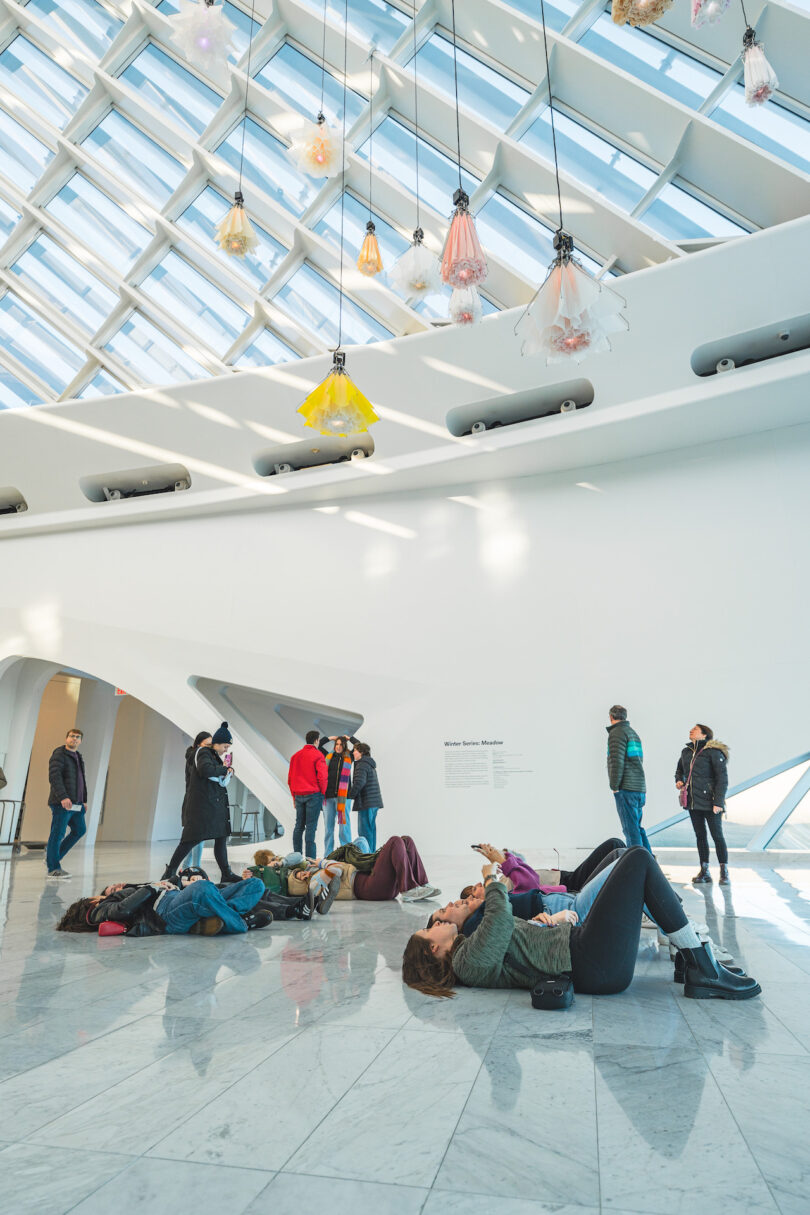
222, 751, 232, 768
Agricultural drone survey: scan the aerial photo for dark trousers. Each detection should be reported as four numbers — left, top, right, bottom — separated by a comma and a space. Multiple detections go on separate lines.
560, 838, 626, 892
293, 793, 322, 860
166, 835, 231, 878
354, 836, 428, 900
569, 848, 687, 995
689, 808, 729, 865
46, 804, 86, 871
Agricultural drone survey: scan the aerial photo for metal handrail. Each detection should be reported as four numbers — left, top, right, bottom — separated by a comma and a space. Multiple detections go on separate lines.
0, 798, 25, 847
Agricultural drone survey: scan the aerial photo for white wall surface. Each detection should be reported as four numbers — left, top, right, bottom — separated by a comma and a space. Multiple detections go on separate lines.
1, 420, 808, 853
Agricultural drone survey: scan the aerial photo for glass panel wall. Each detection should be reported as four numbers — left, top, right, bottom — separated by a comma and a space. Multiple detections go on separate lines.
120, 43, 222, 139
140, 250, 250, 354
295, 0, 410, 55
216, 118, 321, 215
313, 192, 409, 270
82, 110, 186, 203
236, 328, 300, 368
77, 368, 126, 398
712, 87, 810, 178
0, 365, 43, 409
0, 293, 85, 392
105, 311, 210, 383
0, 36, 88, 130
255, 43, 365, 129
25, 0, 123, 59
44, 175, 152, 272
177, 186, 287, 286
642, 180, 749, 241
356, 116, 479, 216
0, 111, 54, 192
11, 233, 118, 333
274, 263, 392, 346
411, 33, 529, 130
476, 190, 602, 280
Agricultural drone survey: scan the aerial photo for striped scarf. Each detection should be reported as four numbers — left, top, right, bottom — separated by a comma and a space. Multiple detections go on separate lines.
336, 755, 352, 825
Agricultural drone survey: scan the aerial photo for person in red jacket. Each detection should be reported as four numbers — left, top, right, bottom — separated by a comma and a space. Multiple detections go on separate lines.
288, 730, 328, 861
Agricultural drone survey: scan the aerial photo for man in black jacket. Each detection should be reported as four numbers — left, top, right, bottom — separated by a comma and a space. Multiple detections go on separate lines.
46, 728, 89, 878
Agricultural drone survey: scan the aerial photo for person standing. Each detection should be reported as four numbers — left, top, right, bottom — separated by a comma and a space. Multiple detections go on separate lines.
606, 705, 651, 853
182, 731, 212, 870
319, 735, 356, 854
676, 723, 730, 885
350, 741, 383, 852
162, 722, 242, 883
288, 730, 328, 860
46, 728, 89, 878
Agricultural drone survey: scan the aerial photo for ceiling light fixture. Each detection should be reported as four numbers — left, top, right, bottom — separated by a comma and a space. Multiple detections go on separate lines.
740, 3, 779, 106
168, 0, 235, 75
611, 0, 674, 27
357, 50, 383, 277
214, 0, 259, 258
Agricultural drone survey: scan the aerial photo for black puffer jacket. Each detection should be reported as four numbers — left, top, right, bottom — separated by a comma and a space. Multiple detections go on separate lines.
181, 745, 197, 830
319, 736, 359, 798
676, 739, 729, 813
48, 746, 89, 805
86, 884, 168, 935
183, 748, 231, 840
350, 756, 383, 813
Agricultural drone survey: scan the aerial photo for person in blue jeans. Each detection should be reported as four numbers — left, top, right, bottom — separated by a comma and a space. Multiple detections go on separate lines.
288, 731, 328, 859
606, 705, 652, 854
349, 741, 383, 852
57, 876, 269, 935
157, 877, 265, 934
45, 728, 89, 877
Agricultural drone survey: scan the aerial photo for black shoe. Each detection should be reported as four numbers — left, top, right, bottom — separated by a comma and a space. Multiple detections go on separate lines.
161, 864, 175, 880
219, 872, 243, 885
719, 864, 731, 886
189, 916, 224, 936
316, 871, 341, 916
673, 953, 743, 983
243, 911, 273, 930
680, 944, 761, 1000
692, 863, 712, 885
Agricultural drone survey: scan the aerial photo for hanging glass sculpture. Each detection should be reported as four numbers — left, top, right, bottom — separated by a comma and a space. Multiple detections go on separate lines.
391, 228, 442, 300
287, 111, 346, 177
742, 28, 778, 105
168, 0, 236, 74
691, 0, 730, 28
357, 221, 383, 277
298, 351, 379, 436
449, 286, 482, 326
515, 232, 628, 364
611, 0, 674, 26
215, 190, 258, 258
441, 189, 487, 289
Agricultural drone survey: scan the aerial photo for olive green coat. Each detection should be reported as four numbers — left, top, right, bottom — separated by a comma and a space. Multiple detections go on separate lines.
451, 881, 572, 989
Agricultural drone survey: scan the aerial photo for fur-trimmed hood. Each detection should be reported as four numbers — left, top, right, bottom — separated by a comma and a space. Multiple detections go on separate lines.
703, 739, 729, 759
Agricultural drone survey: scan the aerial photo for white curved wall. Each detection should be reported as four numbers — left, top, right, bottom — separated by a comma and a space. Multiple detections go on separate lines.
1, 420, 808, 853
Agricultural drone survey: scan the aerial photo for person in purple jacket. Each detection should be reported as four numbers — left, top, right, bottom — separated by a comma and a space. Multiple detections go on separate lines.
467, 838, 627, 896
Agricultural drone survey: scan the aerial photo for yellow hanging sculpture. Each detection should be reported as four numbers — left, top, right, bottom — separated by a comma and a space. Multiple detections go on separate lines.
298, 351, 379, 436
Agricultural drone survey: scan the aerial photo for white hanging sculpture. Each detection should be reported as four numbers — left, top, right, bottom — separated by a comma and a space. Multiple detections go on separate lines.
691, 0, 730, 28
515, 233, 628, 364
449, 286, 482, 326
168, 0, 236, 75
287, 113, 346, 177
389, 229, 442, 301
742, 29, 779, 106
611, 0, 674, 26
215, 192, 258, 257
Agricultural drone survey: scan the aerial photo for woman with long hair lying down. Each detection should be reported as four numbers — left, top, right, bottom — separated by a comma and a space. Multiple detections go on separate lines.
402, 847, 760, 1001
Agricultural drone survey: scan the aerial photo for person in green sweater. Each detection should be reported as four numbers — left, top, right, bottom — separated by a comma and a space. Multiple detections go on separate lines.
402, 847, 761, 1003
607, 704, 652, 854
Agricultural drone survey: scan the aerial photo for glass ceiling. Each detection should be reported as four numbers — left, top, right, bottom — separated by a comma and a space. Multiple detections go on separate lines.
0, 0, 808, 407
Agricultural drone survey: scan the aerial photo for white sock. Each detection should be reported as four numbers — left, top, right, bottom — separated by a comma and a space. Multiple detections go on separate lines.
668, 923, 701, 950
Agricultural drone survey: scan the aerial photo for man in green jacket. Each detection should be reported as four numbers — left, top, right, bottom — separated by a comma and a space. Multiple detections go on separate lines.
607, 704, 652, 854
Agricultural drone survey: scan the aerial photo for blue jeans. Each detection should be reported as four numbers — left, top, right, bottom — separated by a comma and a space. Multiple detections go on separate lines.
323, 797, 352, 854
614, 790, 652, 853
541, 860, 655, 926
293, 793, 323, 860
159, 878, 264, 934
357, 808, 379, 852
46, 804, 86, 871
183, 842, 204, 869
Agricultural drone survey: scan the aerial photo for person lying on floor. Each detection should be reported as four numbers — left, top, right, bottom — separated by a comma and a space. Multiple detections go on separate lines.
56, 874, 271, 936
243, 849, 305, 894
288, 835, 441, 903
402, 847, 761, 1002
242, 849, 338, 918
466, 838, 626, 897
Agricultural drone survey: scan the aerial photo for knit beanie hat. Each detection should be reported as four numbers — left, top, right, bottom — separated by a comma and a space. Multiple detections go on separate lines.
212, 721, 232, 745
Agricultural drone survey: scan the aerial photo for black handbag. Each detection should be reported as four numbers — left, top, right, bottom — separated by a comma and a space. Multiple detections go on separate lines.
531, 974, 574, 1010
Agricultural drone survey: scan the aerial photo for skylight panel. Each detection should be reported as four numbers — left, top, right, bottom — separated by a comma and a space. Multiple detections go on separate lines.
497, 0, 577, 32
82, 110, 186, 204
711, 87, 810, 178
77, 368, 126, 398
0, 293, 85, 392
476, 190, 602, 281
296, 0, 410, 55
0, 196, 21, 239
44, 175, 152, 273
25, 0, 123, 60
274, 263, 392, 346
11, 233, 118, 333
254, 43, 365, 129
641, 180, 750, 240
314, 193, 409, 269
120, 43, 222, 139
216, 118, 321, 216
0, 36, 88, 130
157, 0, 259, 58
177, 186, 288, 287
0, 365, 43, 409
356, 116, 480, 217
410, 32, 530, 131
235, 328, 300, 368
579, 16, 722, 110
520, 107, 657, 212
140, 250, 251, 355
105, 311, 210, 384
0, 110, 54, 192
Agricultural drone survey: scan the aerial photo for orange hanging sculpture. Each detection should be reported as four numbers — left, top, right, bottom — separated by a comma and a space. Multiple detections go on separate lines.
357, 221, 383, 277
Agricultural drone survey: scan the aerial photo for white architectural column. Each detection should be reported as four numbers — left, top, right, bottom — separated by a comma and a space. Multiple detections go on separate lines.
0, 658, 61, 844
76, 679, 121, 850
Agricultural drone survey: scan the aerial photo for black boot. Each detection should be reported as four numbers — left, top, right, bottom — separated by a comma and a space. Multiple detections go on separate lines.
243, 911, 273, 930
673, 952, 743, 983
692, 862, 712, 884
161, 864, 175, 880
719, 864, 731, 886
680, 944, 760, 1000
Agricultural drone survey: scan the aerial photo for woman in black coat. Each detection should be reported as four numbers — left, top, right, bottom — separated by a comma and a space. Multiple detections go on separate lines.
182, 731, 212, 869
163, 722, 242, 883
675, 723, 730, 886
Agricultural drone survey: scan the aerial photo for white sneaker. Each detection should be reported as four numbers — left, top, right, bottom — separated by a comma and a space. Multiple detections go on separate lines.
419, 885, 442, 900
400, 885, 430, 902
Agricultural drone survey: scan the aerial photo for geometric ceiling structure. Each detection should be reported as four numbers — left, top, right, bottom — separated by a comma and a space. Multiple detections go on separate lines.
0, 0, 808, 409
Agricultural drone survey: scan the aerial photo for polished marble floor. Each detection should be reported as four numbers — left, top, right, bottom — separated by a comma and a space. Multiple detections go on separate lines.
0, 842, 808, 1215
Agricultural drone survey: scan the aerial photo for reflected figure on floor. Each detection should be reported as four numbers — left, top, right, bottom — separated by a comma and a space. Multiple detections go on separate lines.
162, 722, 243, 884
320, 734, 357, 854
676, 723, 730, 886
